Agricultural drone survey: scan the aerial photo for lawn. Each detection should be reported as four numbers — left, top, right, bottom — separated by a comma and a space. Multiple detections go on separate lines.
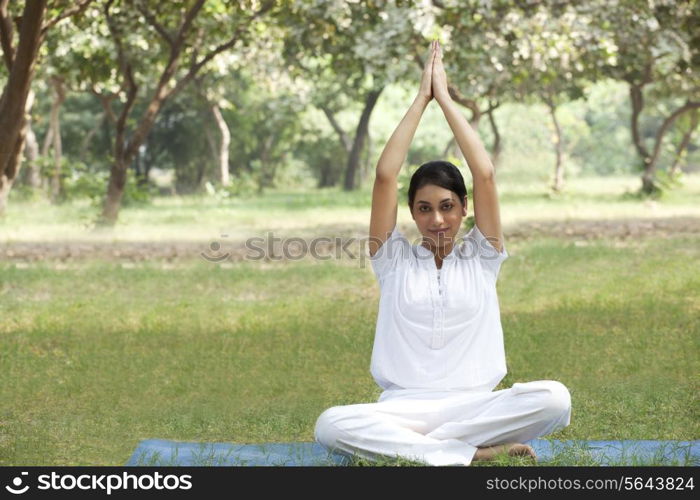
0, 174, 698, 466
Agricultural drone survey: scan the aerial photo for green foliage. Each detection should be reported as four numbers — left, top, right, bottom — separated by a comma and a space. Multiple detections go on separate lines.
122, 173, 157, 208
293, 133, 346, 188
396, 163, 416, 208
61, 163, 155, 208
204, 171, 259, 200
463, 215, 475, 231
4, 0, 697, 219
405, 141, 442, 168
61, 160, 105, 203
655, 168, 685, 191
6, 183, 43, 203
143, 93, 212, 196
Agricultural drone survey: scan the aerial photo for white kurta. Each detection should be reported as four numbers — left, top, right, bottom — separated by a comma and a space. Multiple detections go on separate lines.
314, 224, 572, 466
369, 223, 509, 392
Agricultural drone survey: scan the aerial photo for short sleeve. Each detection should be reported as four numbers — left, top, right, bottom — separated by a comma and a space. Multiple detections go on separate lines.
369, 224, 408, 285
465, 224, 509, 281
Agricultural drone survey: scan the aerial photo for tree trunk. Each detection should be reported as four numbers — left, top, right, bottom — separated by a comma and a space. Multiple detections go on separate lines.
194, 156, 206, 189
23, 121, 40, 187
97, 0, 274, 225
143, 158, 152, 188
204, 125, 219, 185
320, 105, 351, 187
442, 137, 456, 158
445, 86, 483, 167
638, 98, 700, 195
360, 128, 372, 187
259, 133, 277, 191
22, 89, 41, 189
133, 144, 142, 179
41, 121, 53, 156
486, 107, 502, 168
0, 0, 47, 216
545, 96, 565, 193
321, 105, 353, 154
0, 173, 12, 214
100, 86, 170, 225
343, 86, 383, 191
318, 160, 334, 188
0, 132, 26, 215
210, 103, 230, 187
101, 159, 129, 225
669, 108, 699, 177
79, 109, 106, 161
629, 80, 657, 194
48, 76, 66, 203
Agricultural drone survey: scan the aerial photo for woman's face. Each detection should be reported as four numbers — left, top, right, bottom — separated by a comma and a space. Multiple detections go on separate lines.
411, 184, 467, 250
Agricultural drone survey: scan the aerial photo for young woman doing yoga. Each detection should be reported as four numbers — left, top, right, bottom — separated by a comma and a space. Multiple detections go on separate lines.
314, 40, 571, 466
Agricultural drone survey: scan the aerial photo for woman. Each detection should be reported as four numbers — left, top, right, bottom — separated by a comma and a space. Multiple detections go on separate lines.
314, 40, 571, 466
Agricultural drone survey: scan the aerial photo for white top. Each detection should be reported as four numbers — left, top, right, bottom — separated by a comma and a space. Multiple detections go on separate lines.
369, 223, 509, 392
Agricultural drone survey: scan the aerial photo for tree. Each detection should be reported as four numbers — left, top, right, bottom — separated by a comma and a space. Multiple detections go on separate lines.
191, 18, 294, 190
0, 0, 93, 215
592, 0, 700, 195
278, 0, 432, 190
79, 0, 276, 225
436, 0, 612, 191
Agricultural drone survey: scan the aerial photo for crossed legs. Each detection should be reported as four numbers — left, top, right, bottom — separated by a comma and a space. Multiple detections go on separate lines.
314, 380, 572, 466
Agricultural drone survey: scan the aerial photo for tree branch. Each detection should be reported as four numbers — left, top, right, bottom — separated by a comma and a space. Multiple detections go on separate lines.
0, 0, 14, 69
146, 0, 206, 106
104, 0, 138, 160
629, 82, 650, 160
320, 105, 352, 152
42, 0, 93, 34
120, 0, 207, 161
649, 100, 700, 168
171, 0, 206, 54
135, 0, 174, 48
90, 86, 118, 125
447, 84, 481, 123
171, 0, 276, 96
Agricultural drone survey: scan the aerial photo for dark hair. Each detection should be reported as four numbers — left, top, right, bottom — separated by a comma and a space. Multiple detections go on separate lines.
407, 160, 467, 211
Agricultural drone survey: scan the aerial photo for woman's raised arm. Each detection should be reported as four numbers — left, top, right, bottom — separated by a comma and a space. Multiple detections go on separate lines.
432, 41, 505, 254
369, 41, 437, 257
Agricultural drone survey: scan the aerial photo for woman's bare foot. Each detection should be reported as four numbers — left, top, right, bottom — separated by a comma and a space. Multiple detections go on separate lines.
473, 443, 537, 462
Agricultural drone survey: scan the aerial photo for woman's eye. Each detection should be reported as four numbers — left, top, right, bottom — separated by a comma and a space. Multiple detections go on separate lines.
420, 205, 451, 212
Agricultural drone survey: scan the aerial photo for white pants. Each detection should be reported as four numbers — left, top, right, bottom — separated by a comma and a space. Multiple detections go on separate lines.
314, 380, 572, 466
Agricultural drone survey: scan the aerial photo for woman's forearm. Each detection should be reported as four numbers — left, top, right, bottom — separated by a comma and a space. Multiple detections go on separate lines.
438, 96, 495, 181
375, 95, 429, 181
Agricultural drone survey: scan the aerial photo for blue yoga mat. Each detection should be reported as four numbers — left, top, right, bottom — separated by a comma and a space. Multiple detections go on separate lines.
126, 439, 699, 466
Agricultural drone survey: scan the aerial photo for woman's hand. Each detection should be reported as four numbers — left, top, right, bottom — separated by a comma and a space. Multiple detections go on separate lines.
417, 40, 437, 104
432, 40, 450, 103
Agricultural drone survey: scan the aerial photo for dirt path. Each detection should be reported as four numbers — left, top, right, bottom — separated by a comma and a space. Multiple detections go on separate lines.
1, 216, 698, 262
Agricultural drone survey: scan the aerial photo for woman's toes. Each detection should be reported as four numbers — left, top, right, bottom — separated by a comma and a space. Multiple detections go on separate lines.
508, 443, 537, 460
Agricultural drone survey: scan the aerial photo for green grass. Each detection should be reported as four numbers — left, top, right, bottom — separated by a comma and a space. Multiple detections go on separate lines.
1, 174, 698, 466
1, 233, 697, 466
